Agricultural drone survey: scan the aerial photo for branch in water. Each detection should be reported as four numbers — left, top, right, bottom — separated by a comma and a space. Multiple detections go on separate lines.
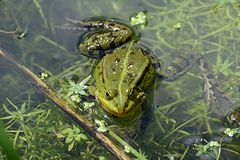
0, 49, 131, 160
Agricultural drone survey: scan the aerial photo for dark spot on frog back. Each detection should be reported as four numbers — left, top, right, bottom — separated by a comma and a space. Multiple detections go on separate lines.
91, 36, 98, 41
130, 51, 135, 55
127, 73, 133, 78
111, 68, 116, 72
127, 62, 135, 71
115, 58, 121, 63
128, 62, 134, 67
108, 22, 116, 29
98, 21, 104, 28
109, 34, 117, 48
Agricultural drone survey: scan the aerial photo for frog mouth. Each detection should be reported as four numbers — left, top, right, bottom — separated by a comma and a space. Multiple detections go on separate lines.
95, 92, 143, 118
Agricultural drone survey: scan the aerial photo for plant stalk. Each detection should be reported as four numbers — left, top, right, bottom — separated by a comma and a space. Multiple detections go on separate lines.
0, 49, 131, 160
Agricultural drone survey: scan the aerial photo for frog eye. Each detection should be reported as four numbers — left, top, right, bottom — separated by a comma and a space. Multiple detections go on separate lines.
129, 86, 141, 100
105, 89, 117, 100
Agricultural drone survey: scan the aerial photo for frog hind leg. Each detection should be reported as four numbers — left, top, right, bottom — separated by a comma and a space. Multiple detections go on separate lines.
64, 18, 134, 58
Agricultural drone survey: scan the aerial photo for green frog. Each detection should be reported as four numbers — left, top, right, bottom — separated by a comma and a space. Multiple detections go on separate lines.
64, 18, 197, 119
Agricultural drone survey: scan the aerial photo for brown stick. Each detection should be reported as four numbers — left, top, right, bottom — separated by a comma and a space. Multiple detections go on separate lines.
0, 49, 131, 160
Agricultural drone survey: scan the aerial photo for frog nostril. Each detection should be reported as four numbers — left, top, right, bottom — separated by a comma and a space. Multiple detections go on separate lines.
130, 89, 134, 95
129, 88, 137, 99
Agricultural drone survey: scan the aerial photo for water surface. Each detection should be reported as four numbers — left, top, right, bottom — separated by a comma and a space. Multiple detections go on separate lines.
0, 0, 239, 159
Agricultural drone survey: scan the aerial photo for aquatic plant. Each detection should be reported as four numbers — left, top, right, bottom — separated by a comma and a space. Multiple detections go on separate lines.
0, 0, 240, 159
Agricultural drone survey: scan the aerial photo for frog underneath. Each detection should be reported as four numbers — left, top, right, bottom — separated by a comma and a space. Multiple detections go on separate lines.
64, 18, 196, 119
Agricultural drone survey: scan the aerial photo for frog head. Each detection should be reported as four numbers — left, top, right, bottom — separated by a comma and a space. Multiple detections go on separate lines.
95, 86, 145, 118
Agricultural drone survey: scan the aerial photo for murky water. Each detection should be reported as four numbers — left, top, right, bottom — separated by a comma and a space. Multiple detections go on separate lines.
0, 0, 240, 159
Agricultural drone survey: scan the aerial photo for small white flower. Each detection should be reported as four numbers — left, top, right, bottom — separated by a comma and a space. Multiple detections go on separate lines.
95, 119, 108, 132
70, 94, 80, 103
124, 145, 131, 153
224, 128, 235, 137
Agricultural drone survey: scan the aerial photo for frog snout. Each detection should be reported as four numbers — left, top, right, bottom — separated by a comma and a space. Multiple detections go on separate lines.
114, 96, 128, 113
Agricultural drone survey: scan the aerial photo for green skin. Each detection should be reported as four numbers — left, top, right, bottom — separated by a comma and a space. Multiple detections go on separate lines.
66, 18, 196, 118
94, 42, 156, 118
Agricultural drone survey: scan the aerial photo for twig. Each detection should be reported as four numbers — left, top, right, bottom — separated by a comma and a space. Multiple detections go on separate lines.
0, 49, 131, 160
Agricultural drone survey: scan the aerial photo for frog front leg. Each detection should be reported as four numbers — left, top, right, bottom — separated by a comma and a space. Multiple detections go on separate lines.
64, 18, 134, 58
150, 54, 199, 82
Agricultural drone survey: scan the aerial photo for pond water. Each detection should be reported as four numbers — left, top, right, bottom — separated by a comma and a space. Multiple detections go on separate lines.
0, 0, 240, 159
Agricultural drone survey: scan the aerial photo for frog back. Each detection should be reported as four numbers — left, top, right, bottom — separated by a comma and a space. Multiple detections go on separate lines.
94, 44, 156, 95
